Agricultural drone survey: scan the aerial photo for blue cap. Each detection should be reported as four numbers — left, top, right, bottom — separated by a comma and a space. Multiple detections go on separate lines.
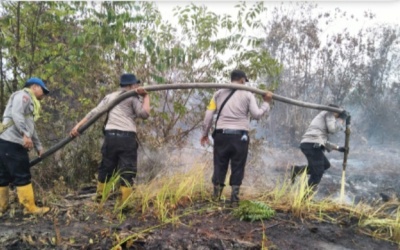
120, 73, 141, 86
25, 77, 50, 95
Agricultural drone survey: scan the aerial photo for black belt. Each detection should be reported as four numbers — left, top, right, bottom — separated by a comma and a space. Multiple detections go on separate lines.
300, 142, 326, 150
215, 129, 247, 135
104, 130, 136, 137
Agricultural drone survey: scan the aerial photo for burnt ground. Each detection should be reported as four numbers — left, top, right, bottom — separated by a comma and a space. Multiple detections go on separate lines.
0, 187, 398, 250
259, 145, 400, 205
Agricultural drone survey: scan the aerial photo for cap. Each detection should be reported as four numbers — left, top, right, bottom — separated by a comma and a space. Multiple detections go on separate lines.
231, 69, 249, 82
25, 77, 50, 95
120, 73, 141, 86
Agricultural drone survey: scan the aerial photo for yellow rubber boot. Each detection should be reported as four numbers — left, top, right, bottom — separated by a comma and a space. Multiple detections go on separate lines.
17, 184, 49, 215
119, 186, 133, 207
92, 181, 105, 202
0, 186, 9, 213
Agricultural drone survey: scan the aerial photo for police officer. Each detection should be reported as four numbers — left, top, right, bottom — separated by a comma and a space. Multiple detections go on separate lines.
200, 69, 273, 204
0, 77, 50, 215
291, 105, 348, 191
70, 73, 150, 206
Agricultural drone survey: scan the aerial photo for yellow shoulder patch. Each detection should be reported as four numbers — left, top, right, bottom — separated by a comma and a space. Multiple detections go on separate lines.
207, 98, 216, 110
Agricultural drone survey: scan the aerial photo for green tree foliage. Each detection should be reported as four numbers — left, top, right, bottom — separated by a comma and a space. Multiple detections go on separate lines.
0, 1, 281, 187
2, 1, 397, 188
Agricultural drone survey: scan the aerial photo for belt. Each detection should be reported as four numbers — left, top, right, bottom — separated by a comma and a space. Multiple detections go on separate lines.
104, 130, 136, 137
215, 129, 247, 135
301, 142, 325, 150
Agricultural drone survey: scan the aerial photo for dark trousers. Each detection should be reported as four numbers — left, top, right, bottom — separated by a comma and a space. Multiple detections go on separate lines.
98, 131, 138, 186
0, 139, 31, 187
300, 143, 331, 187
212, 133, 249, 187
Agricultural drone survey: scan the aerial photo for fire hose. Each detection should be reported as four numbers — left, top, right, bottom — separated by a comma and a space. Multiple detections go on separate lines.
29, 83, 347, 173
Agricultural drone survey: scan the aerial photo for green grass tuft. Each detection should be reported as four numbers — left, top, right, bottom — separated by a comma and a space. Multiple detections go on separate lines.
233, 200, 276, 222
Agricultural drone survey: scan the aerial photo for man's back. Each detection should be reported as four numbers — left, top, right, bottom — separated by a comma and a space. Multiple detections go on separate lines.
214, 89, 269, 131
85, 90, 149, 133
301, 111, 340, 145
105, 91, 148, 132
1, 90, 36, 146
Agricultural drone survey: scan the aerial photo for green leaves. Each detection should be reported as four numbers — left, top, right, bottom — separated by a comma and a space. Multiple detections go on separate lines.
232, 200, 276, 222
0, 1, 283, 147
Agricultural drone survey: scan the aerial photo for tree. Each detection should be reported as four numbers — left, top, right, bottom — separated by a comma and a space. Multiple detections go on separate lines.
0, 1, 282, 186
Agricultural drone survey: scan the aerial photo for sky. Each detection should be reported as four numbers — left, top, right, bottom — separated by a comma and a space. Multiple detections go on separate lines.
317, 1, 400, 30
319, 1, 400, 23
155, 1, 400, 26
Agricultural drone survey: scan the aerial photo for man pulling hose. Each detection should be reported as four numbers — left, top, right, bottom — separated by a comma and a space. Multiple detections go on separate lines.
70, 73, 150, 207
200, 70, 273, 204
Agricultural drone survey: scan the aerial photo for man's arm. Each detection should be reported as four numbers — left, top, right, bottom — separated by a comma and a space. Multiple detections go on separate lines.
70, 117, 89, 137
11, 92, 31, 137
70, 96, 108, 137
133, 88, 150, 119
326, 113, 344, 134
248, 92, 272, 119
11, 92, 34, 149
326, 141, 347, 153
31, 129, 43, 156
200, 95, 217, 146
202, 110, 215, 136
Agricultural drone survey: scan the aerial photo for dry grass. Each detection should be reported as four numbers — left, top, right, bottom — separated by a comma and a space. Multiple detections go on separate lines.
247, 171, 400, 245
109, 163, 211, 248
48, 155, 399, 247
124, 163, 207, 222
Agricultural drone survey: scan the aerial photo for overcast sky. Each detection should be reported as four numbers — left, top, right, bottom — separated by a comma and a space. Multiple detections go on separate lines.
156, 1, 400, 25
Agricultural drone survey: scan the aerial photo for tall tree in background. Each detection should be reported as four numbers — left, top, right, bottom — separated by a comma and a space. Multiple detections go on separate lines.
257, 3, 400, 145
1, 1, 397, 187
0, 1, 281, 186
351, 24, 400, 143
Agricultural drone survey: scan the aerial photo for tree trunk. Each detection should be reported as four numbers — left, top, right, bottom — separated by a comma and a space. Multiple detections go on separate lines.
0, 39, 4, 114
12, 2, 21, 91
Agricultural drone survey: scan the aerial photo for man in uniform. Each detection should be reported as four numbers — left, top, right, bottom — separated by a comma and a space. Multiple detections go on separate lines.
0, 77, 50, 215
200, 69, 273, 204
291, 105, 348, 192
70, 73, 150, 206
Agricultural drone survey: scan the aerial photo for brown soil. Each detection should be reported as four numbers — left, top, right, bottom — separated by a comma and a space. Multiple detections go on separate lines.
0, 188, 398, 250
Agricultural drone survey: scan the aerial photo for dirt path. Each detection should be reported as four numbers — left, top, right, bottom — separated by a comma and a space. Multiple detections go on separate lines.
0, 193, 397, 250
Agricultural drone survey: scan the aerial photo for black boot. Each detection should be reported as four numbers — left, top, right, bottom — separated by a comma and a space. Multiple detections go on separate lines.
212, 185, 224, 201
291, 165, 307, 184
230, 185, 240, 205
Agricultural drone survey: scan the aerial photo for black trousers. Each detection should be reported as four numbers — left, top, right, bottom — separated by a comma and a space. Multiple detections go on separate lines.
98, 131, 138, 186
212, 133, 249, 187
300, 143, 331, 186
0, 139, 31, 187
